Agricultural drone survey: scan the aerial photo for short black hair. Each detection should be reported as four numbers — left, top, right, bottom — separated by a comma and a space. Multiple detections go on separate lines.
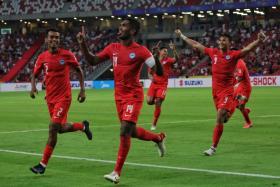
160, 46, 168, 50
123, 18, 140, 36
230, 47, 238, 50
46, 28, 60, 36
219, 33, 231, 41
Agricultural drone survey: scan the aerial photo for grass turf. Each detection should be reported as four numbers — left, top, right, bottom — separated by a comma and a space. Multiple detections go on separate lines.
0, 87, 279, 187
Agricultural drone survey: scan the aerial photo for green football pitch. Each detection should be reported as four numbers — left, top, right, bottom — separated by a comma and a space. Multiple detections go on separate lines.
0, 87, 279, 187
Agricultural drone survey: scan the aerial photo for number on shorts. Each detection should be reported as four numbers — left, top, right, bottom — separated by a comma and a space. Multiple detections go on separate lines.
56, 107, 63, 117
126, 105, 134, 114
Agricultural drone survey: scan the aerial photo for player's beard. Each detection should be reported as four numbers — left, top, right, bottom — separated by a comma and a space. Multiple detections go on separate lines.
118, 31, 131, 40
49, 44, 58, 53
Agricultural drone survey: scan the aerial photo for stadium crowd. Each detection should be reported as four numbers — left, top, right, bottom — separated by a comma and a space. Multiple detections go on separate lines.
0, 33, 38, 80
1, 21, 279, 82
68, 0, 134, 12
0, 0, 64, 15
1, 0, 262, 16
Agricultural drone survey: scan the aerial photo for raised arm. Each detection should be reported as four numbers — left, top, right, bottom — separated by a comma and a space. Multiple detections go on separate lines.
77, 26, 101, 66
169, 41, 179, 61
151, 41, 163, 76
239, 31, 266, 58
175, 29, 206, 54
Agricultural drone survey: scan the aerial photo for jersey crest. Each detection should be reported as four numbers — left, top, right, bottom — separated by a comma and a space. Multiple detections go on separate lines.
59, 59, 65, 65
129, 52, 136, 59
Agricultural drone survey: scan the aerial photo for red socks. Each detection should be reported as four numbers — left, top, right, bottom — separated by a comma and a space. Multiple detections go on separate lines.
72, 122, 84, 131
114, 136, 131, 176
212, 124, 224, 148
153, 106, 161, 126
136, 126, 161, 142
242, 108, 251, 123
41, 144, 54, 166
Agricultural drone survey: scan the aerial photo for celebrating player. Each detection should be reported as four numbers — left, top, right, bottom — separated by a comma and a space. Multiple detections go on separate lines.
147, 41, 178, 130
234, 58, 253, 128
30, 28, 93, 174
175, 29, 266, 156
77, 18, 166, 184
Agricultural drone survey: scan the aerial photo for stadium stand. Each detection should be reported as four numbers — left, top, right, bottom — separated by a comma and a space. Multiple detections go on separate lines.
0, 0, 64, 15
0, 0, 279, 82
68, 0, 134, 12
137, 0, 203, 9
7, 21, 280, 82
13, 27, 117, 82
0, 33, 43, 81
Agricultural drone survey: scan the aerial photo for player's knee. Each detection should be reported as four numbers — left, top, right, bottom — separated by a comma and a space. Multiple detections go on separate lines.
147, 99, 154, 105
120, 121, 135, 136
155, 98, 162, 106
49, 123, 61, 134
217, 109, 227, 123
120, 127, 130, 136
238, 104, 245, 110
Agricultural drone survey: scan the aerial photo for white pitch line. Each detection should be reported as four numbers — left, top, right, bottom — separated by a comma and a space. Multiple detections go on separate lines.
0, 119, 216, 134
256, 115, 280, 118
0, 149, 279, 179
0, 129, 48, 134
0, 114, 279, 134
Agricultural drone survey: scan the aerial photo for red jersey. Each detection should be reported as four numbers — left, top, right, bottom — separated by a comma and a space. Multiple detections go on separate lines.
34, 49, 79, 103
97, 42, 154, 101
234, 59, 252, 91
151, 57, 176, 86
204, 48, 241, 91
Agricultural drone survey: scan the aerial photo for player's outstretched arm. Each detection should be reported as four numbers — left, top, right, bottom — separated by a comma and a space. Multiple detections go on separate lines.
30, 73, 38, 99
77, 26, 101, 66
152, 41, 163, 76
74, 66, 86, 103
175, 29, 206, 54
239, 31, 266, 58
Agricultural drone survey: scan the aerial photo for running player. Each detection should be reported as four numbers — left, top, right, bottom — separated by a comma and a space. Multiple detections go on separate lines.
175, 29, 266, 156
77, 18, 166, 184
30, 28, 92, 174
147, 41, 178, 130
234, 58, 253, 128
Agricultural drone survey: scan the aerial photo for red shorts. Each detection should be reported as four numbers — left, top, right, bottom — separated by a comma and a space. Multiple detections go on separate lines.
47, 100, 71, 124
115, 100, 143, 124
147, 83, 167, 100
234, 85, 251, 105
213, 90, 236, 114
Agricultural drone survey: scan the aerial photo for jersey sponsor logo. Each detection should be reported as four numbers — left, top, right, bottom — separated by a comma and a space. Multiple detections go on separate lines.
225, 55, 231, 60
59, 59, 65, 65
129, 52, 136, 59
